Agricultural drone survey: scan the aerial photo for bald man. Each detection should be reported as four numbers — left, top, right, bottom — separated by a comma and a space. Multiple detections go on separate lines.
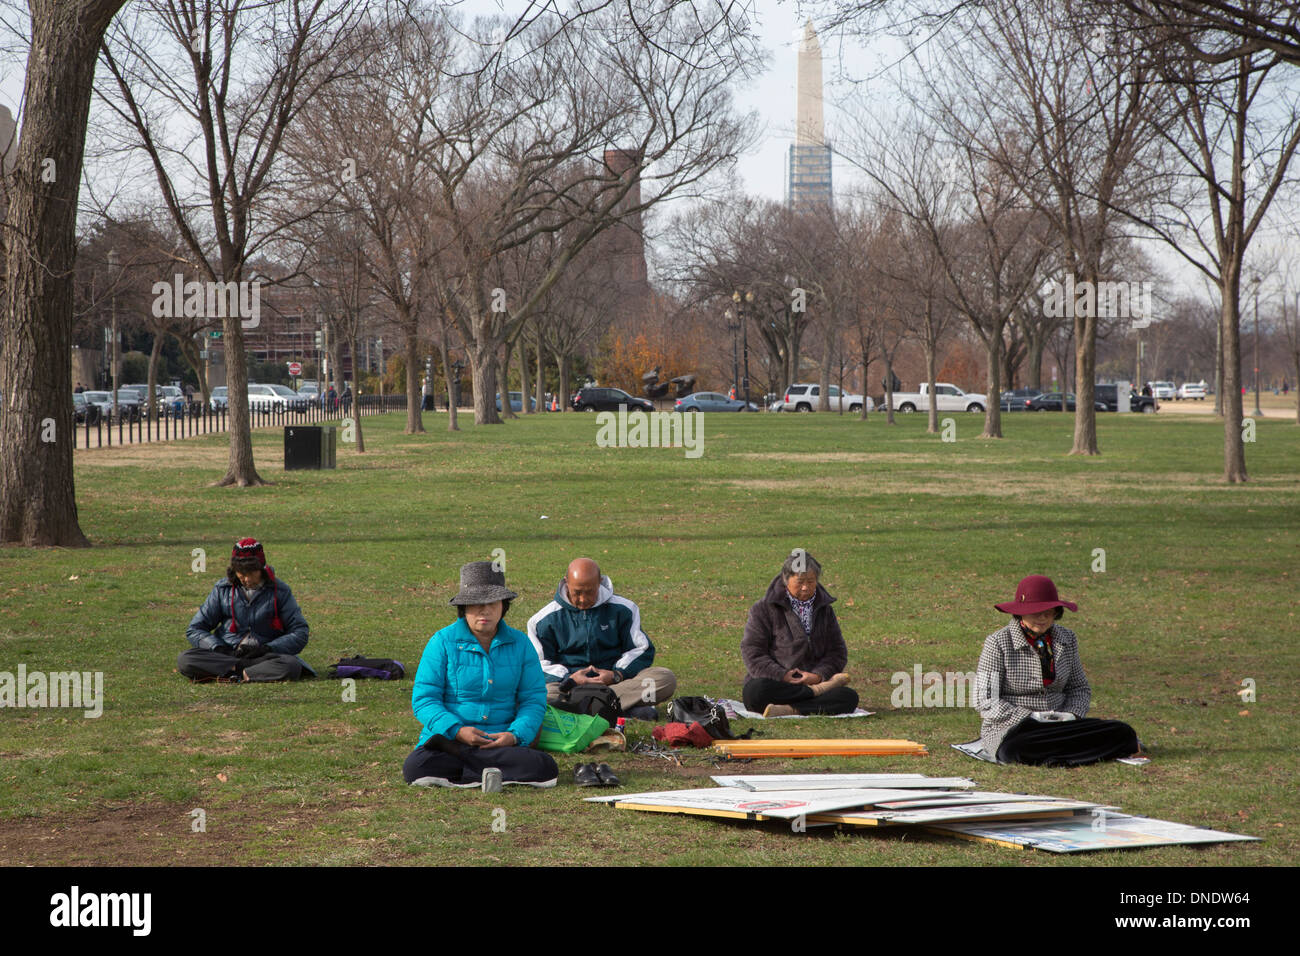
526, 558, 676, 720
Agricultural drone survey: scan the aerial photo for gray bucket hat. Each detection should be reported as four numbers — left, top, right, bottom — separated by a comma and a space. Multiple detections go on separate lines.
448, 561, 518, 606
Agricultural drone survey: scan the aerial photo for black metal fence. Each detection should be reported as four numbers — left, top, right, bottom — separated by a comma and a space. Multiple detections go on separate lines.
75, 393, 412, 449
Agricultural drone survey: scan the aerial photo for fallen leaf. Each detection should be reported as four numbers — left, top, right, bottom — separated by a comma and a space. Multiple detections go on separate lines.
217, 772, 228, 782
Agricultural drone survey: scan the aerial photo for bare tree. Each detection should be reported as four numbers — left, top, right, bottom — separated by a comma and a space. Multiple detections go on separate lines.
421, 5, 757, 425
97, 0, 372, 485
1123, 43, 1300, 480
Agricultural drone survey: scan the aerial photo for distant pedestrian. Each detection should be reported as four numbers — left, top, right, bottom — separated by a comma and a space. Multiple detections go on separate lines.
1284, 381, 1290, 396
75, 381, 84, 393
328, 385, 337, 411
342, 385, 352, 414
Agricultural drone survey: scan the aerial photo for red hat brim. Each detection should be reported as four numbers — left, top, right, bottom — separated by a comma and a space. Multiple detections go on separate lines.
994, 598, 1078, 615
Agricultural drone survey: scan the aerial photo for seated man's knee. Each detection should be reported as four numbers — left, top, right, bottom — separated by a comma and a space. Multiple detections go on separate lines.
243, 653, 302, 682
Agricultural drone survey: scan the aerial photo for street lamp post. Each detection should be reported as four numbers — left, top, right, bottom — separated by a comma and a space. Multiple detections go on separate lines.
733, 290, 754, 408
724, 307, 740, 398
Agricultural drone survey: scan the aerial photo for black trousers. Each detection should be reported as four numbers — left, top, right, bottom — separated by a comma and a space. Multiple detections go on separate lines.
996, 716, 1139, 766
742, 677, 859, 716
402, 736, 558, 785
178, 647, 304, 683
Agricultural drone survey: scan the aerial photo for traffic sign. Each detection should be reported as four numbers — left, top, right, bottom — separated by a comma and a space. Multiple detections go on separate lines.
288, 361, 303, 376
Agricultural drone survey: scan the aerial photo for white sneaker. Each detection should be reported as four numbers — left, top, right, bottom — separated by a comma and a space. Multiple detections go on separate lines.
410, 776, 480, 789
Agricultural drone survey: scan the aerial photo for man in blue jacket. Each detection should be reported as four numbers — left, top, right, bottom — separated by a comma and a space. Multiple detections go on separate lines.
527, 558, 676, 720
179, 538, 314, 682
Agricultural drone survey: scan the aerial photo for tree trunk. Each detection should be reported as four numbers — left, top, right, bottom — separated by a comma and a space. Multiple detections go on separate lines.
404, 328, 425, 434
1025, 334, 1045, 391
1069, 306, 1099, 455
884, 355, 897, 426
1220, 286, 1248, 482
175, 333, 210, 403
982, 329, 1004, 439
471, 342, 503, 424
925, 342, 938, 434
558, 352, 572, 412
534, 331, 546, 413
345, 332, 364, 453
519, 336, 533, 415
0, 0, 126, 545
215, 314, 267, 486
146, 332, 163, 429
438, 338, 459, 431
858, 330, 871, 422
818, 335, 832, 411
499, 342, 517, 420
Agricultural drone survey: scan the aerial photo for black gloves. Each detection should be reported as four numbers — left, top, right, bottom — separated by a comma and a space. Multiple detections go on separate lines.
234, 633, 267, 658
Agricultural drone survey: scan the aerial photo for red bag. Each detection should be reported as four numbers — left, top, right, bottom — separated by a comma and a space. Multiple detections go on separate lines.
652, 721, 714, 748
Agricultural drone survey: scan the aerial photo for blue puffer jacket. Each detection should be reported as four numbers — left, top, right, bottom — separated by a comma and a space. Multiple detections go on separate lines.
185, 567, 315, 675
412, 617, 547, 748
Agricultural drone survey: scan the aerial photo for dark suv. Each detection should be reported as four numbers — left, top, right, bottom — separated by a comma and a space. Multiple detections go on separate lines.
571, 387, 654, 413
1095, 384, 1158, 414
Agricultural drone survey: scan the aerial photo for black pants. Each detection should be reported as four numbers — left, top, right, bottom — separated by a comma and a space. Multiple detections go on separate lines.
742, 677, 859, 716
402, 736, 558, 786
996, 717, 1139, 766
178, 647, 304, 683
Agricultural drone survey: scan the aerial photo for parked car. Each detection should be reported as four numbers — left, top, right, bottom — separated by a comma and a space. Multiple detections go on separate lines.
496, 391, 537, 412
210, 386, 228, 411
1095, 384, 1158, 414
1000, 388, 1043, 412
1177, 382, 1207, 401
772, 383, 870, 413
674, 391, 758, 412
269, 383, 310, 411
883, 382, 986, 414
1147, 380, 1177, 400
83, 389, 143, 421
1025, 392, 1107, 412
298, 383, 320, 399
570, 386, 654, 413
248, 383, 291, 411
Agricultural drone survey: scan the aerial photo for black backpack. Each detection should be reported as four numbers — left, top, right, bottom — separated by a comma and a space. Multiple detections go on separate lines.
553, 684, 623, 725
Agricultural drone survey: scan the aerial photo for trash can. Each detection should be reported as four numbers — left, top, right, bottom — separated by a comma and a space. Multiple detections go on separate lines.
284, 425, 338, 470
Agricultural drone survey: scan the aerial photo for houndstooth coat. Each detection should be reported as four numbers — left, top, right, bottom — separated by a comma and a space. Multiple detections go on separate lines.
974, 620, 1091, 756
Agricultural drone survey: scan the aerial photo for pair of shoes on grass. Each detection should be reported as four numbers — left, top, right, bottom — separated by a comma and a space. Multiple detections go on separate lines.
573, 762, 620, 787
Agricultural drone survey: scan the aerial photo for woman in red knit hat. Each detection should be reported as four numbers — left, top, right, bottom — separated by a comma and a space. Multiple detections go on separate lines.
179, 538, 314, 682
973, 574, 1140, 765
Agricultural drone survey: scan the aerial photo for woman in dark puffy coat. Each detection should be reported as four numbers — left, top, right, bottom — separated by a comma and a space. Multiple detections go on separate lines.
740, 549, 858, 717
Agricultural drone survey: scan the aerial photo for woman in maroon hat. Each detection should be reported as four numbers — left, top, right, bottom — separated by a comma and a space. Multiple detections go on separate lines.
973, 574, 1139, 765
180, 538, 313, 682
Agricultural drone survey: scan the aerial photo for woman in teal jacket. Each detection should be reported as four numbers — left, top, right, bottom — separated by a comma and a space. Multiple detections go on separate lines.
403, 562, 558, 789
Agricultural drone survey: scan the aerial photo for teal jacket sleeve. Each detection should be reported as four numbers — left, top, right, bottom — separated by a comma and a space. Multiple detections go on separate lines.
412, 634, 463, 742
508, 641, 548, 746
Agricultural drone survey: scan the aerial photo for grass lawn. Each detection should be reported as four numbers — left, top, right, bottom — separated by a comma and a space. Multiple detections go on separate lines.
0, 407, 1296, 866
